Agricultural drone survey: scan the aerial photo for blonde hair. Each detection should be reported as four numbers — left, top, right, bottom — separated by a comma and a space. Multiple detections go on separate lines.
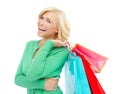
38, 7, 70, 41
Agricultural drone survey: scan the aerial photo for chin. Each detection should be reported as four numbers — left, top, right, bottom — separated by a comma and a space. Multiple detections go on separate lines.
37, 33, 43, 37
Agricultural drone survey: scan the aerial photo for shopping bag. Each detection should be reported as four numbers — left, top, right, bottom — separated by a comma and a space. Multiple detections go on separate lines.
78, 54, 106, 94
72, 43, 108, 73
64, 51, 91, 94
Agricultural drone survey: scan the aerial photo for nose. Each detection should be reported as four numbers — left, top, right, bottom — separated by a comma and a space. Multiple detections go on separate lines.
38, 19, 45, 26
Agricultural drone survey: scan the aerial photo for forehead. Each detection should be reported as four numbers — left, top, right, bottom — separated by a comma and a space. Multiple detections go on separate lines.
42, 11, 57, 20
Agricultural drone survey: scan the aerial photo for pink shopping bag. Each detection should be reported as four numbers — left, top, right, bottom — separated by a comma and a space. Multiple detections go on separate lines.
72, 43, 108, 73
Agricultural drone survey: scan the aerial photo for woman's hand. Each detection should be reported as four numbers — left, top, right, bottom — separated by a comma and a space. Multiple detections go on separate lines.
51, 39, 67, 47
45, 78, 59, 91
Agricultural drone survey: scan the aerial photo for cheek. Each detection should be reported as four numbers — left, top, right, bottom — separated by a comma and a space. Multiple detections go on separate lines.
49, 27, 57, 33
47, 25, 53, 30
49, 24, 57, 31
37, 19, 42, 25
37, 20, 40, 25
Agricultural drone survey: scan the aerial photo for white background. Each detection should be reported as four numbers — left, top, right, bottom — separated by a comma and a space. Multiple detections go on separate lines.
0, 0, 120, 94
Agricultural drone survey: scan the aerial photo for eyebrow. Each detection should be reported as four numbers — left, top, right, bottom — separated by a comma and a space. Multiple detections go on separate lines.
40, 14, 56, 24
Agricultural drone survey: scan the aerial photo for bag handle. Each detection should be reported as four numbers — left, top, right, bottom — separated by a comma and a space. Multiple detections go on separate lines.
65, 42, 77, 56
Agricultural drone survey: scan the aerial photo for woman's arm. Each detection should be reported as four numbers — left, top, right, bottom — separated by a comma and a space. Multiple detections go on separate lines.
26, 40, 69, 81
14, 41, 58, 90
15, 72, 58, 90
14, 42, 45, 89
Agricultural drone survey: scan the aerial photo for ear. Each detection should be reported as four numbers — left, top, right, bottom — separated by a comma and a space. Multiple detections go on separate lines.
55, 29, 58, 33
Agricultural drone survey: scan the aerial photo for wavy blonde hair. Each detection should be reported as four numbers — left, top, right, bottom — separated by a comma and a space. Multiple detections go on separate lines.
38, 7, 70, 41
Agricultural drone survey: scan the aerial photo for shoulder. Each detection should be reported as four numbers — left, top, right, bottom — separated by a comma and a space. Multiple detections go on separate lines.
26, 40, 38, 45
25, 40, 39, 47
23, 40, 39, 50
59, 47, 69, 53
51, 46, 69, 56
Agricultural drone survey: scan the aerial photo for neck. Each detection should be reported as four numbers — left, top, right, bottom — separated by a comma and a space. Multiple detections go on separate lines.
39, 35, 58, 46
39, 38, 53, 47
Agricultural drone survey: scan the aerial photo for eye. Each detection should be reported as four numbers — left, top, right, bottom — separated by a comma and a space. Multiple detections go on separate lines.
39, 16, 43, 20
47, 19, 51, 23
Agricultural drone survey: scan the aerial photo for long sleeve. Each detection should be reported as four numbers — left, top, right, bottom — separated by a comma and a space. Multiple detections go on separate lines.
14, 42, 45, 89
26, 40, 69, 81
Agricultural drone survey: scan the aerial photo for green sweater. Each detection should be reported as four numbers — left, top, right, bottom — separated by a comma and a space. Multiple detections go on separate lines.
14, 40, 69, 94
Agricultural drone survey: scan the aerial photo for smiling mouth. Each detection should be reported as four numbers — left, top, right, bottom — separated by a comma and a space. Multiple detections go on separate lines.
39, 28, 46, 32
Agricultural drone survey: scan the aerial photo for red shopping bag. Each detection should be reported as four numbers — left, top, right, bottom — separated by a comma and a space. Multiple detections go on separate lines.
72, 44, 108, 73
78, 54, 106, 94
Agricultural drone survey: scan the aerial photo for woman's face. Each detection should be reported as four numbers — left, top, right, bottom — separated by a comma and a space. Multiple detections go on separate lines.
37, 11, 58, 39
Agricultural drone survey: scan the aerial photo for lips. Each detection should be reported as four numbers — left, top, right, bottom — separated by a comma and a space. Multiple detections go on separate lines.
38, 28, 46, 32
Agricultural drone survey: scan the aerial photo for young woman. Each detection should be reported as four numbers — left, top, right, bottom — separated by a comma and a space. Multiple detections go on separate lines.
14, 7, 70, 94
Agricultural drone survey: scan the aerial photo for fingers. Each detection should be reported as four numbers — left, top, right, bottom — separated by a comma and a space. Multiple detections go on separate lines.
51, 78, 59, 88
51, 78, 59, 91
63, 41, 67, 47
45, 77, 59, 91
51, 39, 68, 47
64, 41, 72, 49
52, 86, 58, 91
51, 77, 59, 80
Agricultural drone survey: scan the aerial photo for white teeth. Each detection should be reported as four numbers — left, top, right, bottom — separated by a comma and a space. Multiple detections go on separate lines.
39, 28, 46, 31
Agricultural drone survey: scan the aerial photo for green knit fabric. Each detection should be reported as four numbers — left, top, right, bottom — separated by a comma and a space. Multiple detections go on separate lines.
14, 40, 69, 94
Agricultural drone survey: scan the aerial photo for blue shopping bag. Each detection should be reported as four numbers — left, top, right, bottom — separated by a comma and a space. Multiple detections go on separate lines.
64, 51, 91, 94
